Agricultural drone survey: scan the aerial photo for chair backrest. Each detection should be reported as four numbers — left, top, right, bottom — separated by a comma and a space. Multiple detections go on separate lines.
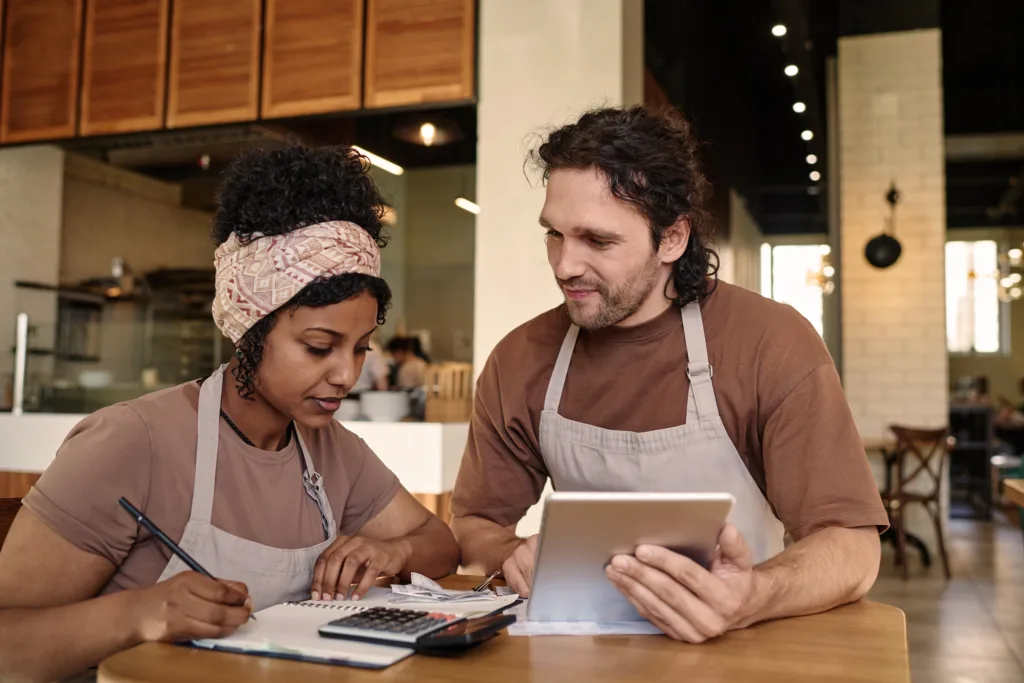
888, 425, 952, 499
0, 498, 22, 550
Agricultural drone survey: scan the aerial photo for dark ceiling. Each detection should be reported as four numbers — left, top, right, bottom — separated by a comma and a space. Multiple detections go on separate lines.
68, 0, 1023, 230
645, 0, 1024, 235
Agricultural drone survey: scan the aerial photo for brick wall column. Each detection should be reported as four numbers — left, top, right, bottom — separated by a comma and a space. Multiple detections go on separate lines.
839, 29, 947, 440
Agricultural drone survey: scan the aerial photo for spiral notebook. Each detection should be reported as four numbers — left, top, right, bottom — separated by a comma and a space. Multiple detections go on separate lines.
190, 598, 413, 669
190, 588, 521, 669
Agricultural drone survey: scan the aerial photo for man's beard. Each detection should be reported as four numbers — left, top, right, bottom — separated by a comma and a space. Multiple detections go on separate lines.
559, 256, 662, 330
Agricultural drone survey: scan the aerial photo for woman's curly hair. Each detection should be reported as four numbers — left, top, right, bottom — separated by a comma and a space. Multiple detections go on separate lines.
212, 144, 392, 400
528, 105, 718, 307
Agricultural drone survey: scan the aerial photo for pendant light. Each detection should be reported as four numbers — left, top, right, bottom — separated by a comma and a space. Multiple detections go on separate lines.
864, 183, 903, 269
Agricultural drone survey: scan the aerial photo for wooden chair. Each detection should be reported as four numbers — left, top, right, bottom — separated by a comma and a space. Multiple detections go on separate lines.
0, 498, 22, 551
882, 426, 953, 581
424, 362, 473, 423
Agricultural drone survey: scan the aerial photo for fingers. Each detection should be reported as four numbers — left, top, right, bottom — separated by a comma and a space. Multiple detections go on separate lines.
184, 574, 249, 606
715, 524, 754, 571
633, 545, 725, 605
501, 557, 530, 598
314, 537, 359, 601
181, 593, 252, 631
352, 557, 386, 600
605, 565, 707, 642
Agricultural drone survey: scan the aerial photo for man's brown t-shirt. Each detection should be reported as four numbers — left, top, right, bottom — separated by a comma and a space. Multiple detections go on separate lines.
450, 281, 888, 541
23, 382, 401, 595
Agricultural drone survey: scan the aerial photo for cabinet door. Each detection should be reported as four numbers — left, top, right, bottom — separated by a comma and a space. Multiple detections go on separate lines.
80, 0, 169, 136
261, 0, 363, 119
167, 0, 261, 128
364, 0, 475, 109
0, 0, 83, 143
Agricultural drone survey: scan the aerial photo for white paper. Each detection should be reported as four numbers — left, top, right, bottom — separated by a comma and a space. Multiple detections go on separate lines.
387, 572, 516, 604
346, 586, 521, 618
505, 600, 663, 636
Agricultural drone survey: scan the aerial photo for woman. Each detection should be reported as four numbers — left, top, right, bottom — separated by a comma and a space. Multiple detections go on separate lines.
0, 145, 460, 682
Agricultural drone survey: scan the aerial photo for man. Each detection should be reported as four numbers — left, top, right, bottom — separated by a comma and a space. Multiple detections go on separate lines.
450, 105, 888, 643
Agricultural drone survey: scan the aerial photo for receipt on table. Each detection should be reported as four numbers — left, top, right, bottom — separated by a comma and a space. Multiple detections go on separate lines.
505, 600, 662, 636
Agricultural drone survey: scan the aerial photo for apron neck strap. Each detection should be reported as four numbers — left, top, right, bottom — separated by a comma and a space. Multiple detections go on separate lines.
543, 323, 580, 413
192, 364, 228, 524
294, 427, 336, 539
680, 302, 720, 421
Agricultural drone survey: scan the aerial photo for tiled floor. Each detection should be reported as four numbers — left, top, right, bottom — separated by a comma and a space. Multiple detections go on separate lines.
868, 515, 1024, 683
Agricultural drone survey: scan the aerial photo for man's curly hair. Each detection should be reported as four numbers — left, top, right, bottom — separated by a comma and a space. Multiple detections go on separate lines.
528, 105, 718, 307
212, 144, 392, 400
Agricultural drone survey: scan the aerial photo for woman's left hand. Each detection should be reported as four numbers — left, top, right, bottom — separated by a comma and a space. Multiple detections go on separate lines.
311, 536, 410, 601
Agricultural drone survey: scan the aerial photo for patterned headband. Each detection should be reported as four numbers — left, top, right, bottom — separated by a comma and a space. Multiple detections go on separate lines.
212, 220, 381, 343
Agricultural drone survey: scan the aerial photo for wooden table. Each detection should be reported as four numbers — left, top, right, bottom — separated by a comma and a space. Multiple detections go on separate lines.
99, 576, 910, 683
1006, 479, 1024, 508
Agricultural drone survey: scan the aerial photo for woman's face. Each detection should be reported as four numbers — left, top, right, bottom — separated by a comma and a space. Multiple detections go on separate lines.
255, 291, 378, 429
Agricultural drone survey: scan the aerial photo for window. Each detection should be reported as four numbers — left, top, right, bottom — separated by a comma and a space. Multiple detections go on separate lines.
945, 240, 1002, 354
760, 244, 831, 337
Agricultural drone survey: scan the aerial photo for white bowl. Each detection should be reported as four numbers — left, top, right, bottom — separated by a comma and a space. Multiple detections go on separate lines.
360, 391, 410, 422
79, 370, 113, 389
335, 399, 362, 422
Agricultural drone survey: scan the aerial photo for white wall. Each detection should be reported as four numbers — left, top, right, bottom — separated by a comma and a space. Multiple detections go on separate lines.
719, 189, 762, 292
474, 0, 644, 378
0, 146, 65, 400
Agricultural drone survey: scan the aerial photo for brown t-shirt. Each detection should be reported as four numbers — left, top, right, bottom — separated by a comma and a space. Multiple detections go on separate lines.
451, 281, 888, 541
23, 382, 401, 595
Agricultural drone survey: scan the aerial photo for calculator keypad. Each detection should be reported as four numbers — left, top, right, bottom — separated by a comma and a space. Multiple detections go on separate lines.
324, 607, 463, 644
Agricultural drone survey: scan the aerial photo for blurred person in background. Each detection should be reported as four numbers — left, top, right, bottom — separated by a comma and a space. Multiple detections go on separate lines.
388, 337, 428, 390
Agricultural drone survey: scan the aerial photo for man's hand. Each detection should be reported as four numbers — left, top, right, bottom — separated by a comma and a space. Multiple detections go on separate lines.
500, 535, 538, 597
311, 536, 410, 601
605, 524, 758, 643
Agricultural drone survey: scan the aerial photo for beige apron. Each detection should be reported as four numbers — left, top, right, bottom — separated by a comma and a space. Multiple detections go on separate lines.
539, 302, 785, 564
156, 364, 337, 610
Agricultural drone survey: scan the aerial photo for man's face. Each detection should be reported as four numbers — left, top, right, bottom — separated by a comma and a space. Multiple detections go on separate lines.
541, 167, 670, 329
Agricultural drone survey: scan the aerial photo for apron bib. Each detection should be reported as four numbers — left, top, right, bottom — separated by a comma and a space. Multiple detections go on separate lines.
539, 303, 785, 564
156, 365, 337, 610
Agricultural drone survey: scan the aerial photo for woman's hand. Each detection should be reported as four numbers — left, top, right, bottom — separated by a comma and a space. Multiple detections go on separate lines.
131, 572, 252, 643
311, 536, 410, 601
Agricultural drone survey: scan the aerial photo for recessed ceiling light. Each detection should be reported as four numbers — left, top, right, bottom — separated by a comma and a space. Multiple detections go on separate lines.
454, 197, 480, 215
772, 24, 787, 37
801, 130, 814, 141
352, 145, 404, 176
785, 64, 799, 77
793, 102, 806, 113
810, 170, 821, 181
806, 154, 818, 164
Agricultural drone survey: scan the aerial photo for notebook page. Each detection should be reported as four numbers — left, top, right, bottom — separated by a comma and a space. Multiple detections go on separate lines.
192, 601, 413, 667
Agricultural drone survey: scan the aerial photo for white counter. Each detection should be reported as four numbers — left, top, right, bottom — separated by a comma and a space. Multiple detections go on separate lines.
0, 414, 468, 496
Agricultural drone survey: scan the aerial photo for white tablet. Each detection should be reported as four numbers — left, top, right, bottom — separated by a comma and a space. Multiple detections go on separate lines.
526, 492, 735, 623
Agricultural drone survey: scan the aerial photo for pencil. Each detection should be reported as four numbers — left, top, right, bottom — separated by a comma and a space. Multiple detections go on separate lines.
118, 497, 256, 621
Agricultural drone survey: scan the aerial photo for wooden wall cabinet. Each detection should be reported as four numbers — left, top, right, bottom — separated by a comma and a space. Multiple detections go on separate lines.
167, 0, 261, 128
80, 0, 169, 136
261, 0, 363, 119
364, 0, 475, 109
0, 0, 83, 143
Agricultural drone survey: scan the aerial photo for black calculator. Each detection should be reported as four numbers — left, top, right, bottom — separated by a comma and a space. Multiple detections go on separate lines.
319, 606, 516, 651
